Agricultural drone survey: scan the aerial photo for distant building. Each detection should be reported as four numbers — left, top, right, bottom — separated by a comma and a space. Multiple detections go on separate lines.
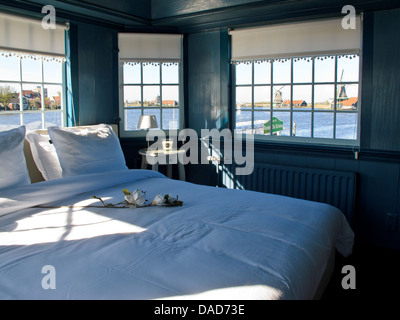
22, 90, 35, 98
50, 95, 61, 109
162, 100, 178, 107
282, 100, 308, 107
124, 100, 141, 107
123, 99, 177, 107
338, 97, 358, 110
9, 96, 19, 110
53, 96, 60, 105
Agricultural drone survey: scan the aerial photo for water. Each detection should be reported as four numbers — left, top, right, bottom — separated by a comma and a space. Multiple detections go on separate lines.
1, 110, 357, 141
236, 110, 358, 140
0, 112, 63, 131
124, 108, 180, 131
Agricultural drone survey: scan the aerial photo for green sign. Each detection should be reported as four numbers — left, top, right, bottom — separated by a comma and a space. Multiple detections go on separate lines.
264, 117, 283, 134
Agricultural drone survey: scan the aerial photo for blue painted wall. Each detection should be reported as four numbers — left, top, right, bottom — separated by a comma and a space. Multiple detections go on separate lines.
183, 30, 230, 185
70, 22, 120, 126
186, 30, 229, 134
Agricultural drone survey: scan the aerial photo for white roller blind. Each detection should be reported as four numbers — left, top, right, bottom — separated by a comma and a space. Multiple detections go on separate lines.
118, 33, 182, 62
231, 17, 361, 61
0, 12, 66, 57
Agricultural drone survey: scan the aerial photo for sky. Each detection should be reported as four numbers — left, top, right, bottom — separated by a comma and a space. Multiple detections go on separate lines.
0, 53, 63, 103
123, 63, 180, 104
235, 55, 360, 105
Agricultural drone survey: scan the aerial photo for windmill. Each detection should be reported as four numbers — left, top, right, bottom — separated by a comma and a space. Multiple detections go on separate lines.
337, 70, 348, 102
273, 86, 285, 107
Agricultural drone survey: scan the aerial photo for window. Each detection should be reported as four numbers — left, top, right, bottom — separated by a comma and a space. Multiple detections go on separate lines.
118, 33, 183, 137
0, 13, 66, 131
234, 54, 360, 141
230, 17, 361, 145
0, 51, 65, 131
120, 61, 180, 132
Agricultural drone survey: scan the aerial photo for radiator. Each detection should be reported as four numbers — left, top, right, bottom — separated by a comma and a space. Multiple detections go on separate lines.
221, 163, 356, 224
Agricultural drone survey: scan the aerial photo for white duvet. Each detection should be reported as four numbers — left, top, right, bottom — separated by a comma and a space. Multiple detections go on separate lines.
0, 169, 354, 300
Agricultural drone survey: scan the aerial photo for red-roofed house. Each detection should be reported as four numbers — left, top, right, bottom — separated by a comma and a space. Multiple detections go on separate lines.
338, 97, 358, 110
162, 100, 178, 107
53, 96, 61, 107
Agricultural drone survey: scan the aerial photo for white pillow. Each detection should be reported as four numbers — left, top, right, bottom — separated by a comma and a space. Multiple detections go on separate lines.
48, 124, 128, 177
0, 126, 31, 191
25, 131, 63, 181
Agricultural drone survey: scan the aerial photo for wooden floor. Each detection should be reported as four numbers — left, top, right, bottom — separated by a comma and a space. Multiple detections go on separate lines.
321, 243, 400, 300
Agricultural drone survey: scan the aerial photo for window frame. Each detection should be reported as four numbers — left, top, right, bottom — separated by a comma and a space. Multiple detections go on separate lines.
118, 60, 184, 138
232, 53, 361, 147
0, 53, 67, 130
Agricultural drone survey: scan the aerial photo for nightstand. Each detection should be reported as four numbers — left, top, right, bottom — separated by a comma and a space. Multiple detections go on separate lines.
139, 148, 186, 181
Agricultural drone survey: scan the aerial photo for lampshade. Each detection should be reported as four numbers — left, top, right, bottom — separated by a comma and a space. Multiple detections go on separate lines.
138, 115, 158, 130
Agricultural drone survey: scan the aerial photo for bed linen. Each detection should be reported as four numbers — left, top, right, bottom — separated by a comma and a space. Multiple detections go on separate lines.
0, 169, 354, 300
0, 126, 31, 191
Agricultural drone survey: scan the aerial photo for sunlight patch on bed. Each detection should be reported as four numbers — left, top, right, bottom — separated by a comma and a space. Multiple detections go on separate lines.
0, 208, 146, 246
157, 284, 283, 300
0, 197, 19, 208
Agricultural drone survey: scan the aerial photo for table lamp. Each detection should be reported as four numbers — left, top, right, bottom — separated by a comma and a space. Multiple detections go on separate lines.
138, 115, 158, 149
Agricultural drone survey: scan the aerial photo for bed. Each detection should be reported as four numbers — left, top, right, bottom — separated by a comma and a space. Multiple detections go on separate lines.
0, 124, 354, 300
